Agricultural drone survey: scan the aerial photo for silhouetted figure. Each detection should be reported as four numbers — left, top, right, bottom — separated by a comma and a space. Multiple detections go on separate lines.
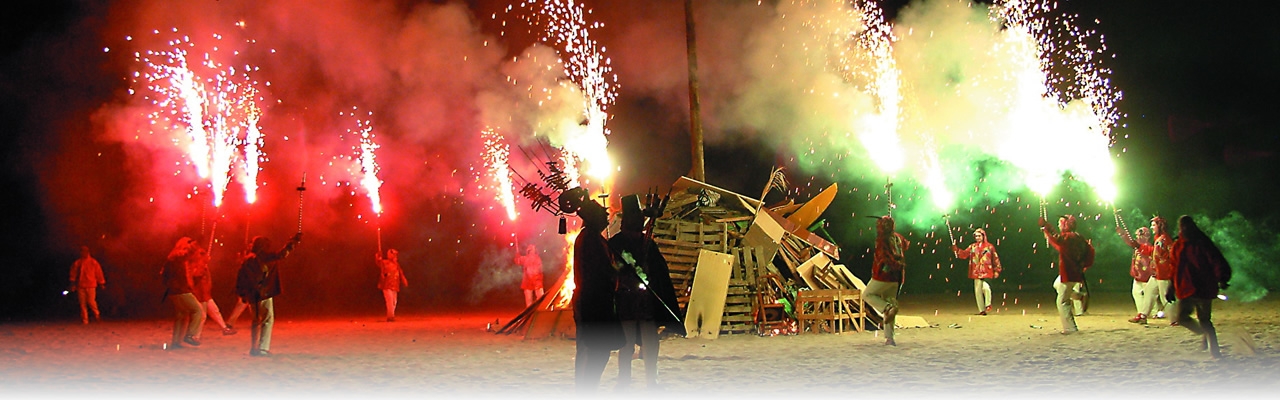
1170, 215, 1232, 358
572, 196, 622, 392
610, 195, 684, 389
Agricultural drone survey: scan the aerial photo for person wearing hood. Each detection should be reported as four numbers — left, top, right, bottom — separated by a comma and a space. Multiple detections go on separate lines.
1040, 215, 1094, 334
866, 215, 909, 346
953, 228, 1002, 316
1170, 215, 1232, 358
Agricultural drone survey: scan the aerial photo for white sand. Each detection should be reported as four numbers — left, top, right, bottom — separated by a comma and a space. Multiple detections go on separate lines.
2, 292, 1276, 399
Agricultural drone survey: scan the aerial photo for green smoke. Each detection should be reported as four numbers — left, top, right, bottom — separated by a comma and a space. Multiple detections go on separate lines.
1194, 212, 1280, 302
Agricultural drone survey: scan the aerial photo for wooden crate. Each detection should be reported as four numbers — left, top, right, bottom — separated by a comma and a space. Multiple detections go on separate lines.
795, 289, 865, 334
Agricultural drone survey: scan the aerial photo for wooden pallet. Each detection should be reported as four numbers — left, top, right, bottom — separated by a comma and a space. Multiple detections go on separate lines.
720, 279, 754, 334
653, 219, 730, 311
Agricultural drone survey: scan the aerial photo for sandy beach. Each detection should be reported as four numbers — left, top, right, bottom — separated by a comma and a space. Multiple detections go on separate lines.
2, 292, 1276, 399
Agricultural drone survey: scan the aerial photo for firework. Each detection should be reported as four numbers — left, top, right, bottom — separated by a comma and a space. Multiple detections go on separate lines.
991, 0, 1123, 202
512, 0, 617, 185
482, 128, 519, 221
128, 28, 268, 207
338, 108, 383, 216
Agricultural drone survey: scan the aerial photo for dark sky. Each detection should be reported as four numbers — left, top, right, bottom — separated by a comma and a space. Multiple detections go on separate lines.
2, 0, 1277, 321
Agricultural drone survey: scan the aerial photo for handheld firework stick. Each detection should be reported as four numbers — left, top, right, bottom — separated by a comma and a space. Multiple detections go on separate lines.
944, 214, 956, 248
885, 179, 896, 217
207, 215, 219, 253
244, 206, 253, 248
296, 173, 306, 235
376, 215, 383, 255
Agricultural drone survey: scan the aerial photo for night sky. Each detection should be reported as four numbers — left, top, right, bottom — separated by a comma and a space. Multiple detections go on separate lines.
2, 0, 1277, 322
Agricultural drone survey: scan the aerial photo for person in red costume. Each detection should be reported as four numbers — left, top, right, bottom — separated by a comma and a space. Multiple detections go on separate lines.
865, 216, 908, 346
1117, 226, 1156, 324
515, 245, 545, 307
1040, 215, 1093, 334
1146, 216, 1177, 321
375, 249, 408, 322
68, 245, 106, 324
1170, 215, 1232, 358
953, 228, 1002, 315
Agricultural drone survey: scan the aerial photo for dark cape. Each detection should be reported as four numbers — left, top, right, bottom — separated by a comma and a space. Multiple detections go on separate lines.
609, 230, 686, 336
572, 230, 624, 349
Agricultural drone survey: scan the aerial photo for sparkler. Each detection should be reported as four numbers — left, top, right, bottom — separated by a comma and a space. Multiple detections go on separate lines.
944, 214, 956, 247
127, 27, 269, 228
482, 127, 518, 221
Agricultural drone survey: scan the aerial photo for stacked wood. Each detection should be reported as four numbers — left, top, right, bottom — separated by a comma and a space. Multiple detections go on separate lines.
652, 219, 730, 310
720, 279, 754, 334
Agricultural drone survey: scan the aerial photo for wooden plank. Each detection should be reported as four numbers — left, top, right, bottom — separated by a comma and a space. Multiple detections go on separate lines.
684, 250, 735, 339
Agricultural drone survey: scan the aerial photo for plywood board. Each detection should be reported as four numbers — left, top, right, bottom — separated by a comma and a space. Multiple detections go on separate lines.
785, 182, 837, 231
683, 249, 735, 339
743, 209, 787, 263
833, 264, 866, 291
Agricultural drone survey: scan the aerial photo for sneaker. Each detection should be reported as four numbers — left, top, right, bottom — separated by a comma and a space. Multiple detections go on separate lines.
251, 349, 271, 357
183, 336, 202, 347
1170, 321, 1180, 327
1128, 314, 1148, 324
1155, 311, 1166, 319
222, 327, 237, 335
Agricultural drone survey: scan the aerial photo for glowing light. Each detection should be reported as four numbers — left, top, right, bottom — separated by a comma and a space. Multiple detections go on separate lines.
340, 109, 383, 215
129, 28, 268, 207
992, 0, 1123, 202
554, 228, 579, 310
521, 0, 617, 183
481, 127, 518, 220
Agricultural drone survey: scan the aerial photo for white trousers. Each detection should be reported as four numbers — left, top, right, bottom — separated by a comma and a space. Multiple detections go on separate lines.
973, 279, 992, 312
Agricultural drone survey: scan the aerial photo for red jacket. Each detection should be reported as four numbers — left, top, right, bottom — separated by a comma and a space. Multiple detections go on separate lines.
1171, 236, 1231, 300
1043, 227, 1090, 283
955, 241, 1001, 280
1151, 233, 1175, 280
872, 232, 909, 284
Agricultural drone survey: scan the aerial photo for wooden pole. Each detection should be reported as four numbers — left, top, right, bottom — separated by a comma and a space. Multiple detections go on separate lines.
685, 0, 705, 182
